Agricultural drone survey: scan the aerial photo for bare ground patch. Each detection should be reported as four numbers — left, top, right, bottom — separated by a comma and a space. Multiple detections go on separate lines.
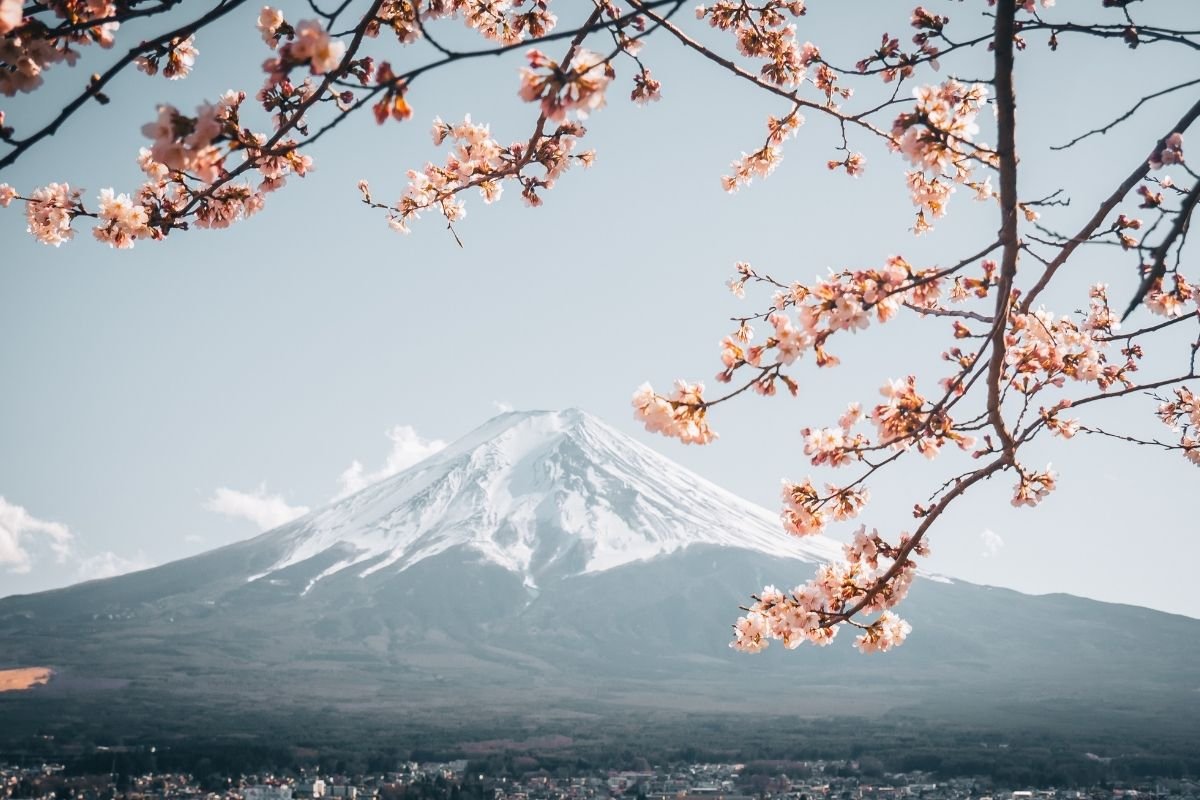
0, 667, 53, 692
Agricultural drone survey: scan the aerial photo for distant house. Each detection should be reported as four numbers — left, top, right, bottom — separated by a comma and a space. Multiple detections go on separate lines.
296, 780, 327, 799
245, 786, 294, 800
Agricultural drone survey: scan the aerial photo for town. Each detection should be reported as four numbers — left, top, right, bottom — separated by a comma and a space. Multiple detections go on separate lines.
3, 759, 1197, 800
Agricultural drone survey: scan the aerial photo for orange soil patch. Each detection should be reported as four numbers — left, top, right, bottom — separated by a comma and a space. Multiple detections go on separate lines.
0, 667, 53, 692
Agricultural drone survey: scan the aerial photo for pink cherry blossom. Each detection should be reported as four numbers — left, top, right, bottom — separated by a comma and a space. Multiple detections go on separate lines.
25, 182, 80, 246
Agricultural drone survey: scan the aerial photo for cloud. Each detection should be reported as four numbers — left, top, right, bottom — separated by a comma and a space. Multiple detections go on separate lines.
492, 400, 514, 413
0, 498, 149, 585
335, 425, 447, 499
0, 496, 73, 574
204, 485, 310, 531
76, 550, 153, 581
184, 533, 205, 545
980, 528, 1004, 558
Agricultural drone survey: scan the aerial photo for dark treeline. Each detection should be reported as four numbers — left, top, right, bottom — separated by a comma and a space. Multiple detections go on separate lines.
2, 707, 1198, 788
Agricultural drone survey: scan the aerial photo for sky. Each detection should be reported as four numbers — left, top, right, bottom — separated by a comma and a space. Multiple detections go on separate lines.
2, 1, 1199, 618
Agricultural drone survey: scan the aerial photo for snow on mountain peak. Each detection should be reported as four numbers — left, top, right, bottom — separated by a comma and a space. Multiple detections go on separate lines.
250, 408, 844, 592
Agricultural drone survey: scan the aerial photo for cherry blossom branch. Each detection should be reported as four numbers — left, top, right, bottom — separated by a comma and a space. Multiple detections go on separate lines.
1075, 426, 1181, 452
299, 0, 684, 151
172, 0, 387, 221
0, 0, 250, 172
826, 453, 1011, 627
1020, 97, 1200, 313
1051, 78, 1200, 151
625, 0, 892, 143
1024, 20, 1200, 52
1098, 310, 1199, 343
1124, 176, 1200, 320
38, 0, 183, 36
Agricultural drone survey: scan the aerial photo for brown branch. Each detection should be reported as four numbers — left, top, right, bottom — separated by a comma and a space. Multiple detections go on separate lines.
1052, 78, 1200, 151
1068, 373, 1196, 411
1098, 310, 1199, 342
902, 303, 993, 323
827, 453, 1011, 626
1122, 177, 1200, 320
1020, 97, 1200, 312
986, 0, 1019, 458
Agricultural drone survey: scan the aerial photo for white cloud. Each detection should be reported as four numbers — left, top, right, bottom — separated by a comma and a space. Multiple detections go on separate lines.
0, 496, 73, 574
75, 550, 153, 581
980, 528, 1004, 558
184, 533, 205, 545
204, 485, 310, 531
335, 425, 446, 499
492, 400, 514, 413
0, 498, 149, 586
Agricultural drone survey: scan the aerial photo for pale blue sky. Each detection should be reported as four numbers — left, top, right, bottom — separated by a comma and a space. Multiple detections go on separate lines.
2, 1, 1198, 617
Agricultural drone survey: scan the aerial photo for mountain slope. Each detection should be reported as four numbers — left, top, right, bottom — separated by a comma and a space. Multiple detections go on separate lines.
248, 408, 844, 591
1, 409, 1197, 745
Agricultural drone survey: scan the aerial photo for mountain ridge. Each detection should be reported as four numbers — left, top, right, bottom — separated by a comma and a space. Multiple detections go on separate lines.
0, 407, 1197, 746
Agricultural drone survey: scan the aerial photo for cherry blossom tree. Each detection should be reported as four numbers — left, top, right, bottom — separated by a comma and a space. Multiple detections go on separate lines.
3, 0, 1198, 654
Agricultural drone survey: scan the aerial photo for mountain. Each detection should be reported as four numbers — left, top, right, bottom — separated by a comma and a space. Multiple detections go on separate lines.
247, 407, 845, 592
1, 409, 1198, 749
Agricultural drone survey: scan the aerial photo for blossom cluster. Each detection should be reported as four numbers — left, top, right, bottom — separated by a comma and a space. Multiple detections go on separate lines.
371, 0, 558, 48
853, 7, 946, 83
1149, 132, 1184, 170
2, 9, 353, 246
720, 256, 944, 382
1157, 387, 1200, 467
872, 376, 973, 458
1011, 465, 1057, 508
1143, 274, 1195, 318
135, 35, 199, 80
6, 85, 319, 246
1004, 307, 1123, 393
261, 11, 348, 80
731, 525, 922, 654
0, 0, 120, 96
519, 48, 614, 122
780, 478, 867, 536
696, 1, 814, 88
631, 380, 716, 444
801, 403, 864, 468
891, 80, 991, 232
722, 109, 803, 193
363, 113, 592, 234
23, 181, 81, 246
631, 380, 716, 445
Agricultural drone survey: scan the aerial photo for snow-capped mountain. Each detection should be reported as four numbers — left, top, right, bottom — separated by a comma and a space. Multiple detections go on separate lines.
252, 408, 842, 594
1, 408, 1198, 745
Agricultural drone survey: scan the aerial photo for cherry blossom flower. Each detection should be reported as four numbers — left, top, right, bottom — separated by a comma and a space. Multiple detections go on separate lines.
258, 6, 285, 47
519, 48, 614, 122
25, 183, 81, 246
164, 36, 198, 79
631, 380, 716, 445
631, 69, 662, 104
0, 0, 23, 35
854, 611, 912, 653
92, 188, 152, 248
1012, 466, 1057, 508
290, 20, 346, 75
1150, 132, 1184, 169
